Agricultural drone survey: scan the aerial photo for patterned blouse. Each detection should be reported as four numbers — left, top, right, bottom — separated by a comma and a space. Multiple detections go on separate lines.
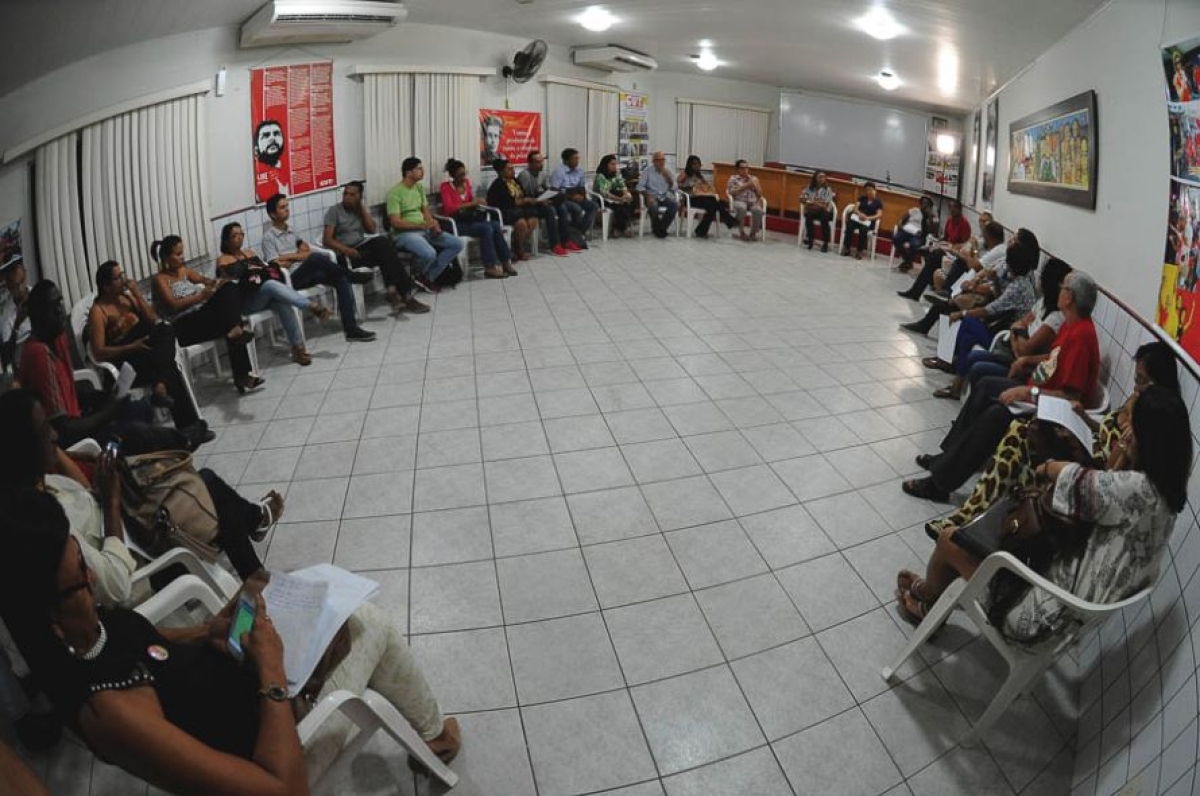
594, 172, 627, 196
985, 273, 1037, 318
1002, 464, 1176, 646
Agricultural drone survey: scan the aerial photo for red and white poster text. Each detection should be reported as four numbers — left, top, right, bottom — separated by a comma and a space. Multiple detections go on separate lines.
479, 109, 542, 169
250, 62, 338, 203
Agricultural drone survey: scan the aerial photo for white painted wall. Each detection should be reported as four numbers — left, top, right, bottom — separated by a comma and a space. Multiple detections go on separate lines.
975, 0, 1200, 321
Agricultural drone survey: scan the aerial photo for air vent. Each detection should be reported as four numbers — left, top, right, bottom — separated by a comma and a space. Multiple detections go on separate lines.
241, 0, 407, 48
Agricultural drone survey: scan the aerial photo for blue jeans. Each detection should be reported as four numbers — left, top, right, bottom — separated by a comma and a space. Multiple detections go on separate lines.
646, 195, 679, 235
561, 198, 598, 238
243, 279, 308, 347
532, 204, 561, 247
291, 252, 358, 332
951, 317, 996, 375
965, 349, 1010, 388
893, 229, 923, 264
394, 230, 465, 281
456, 220, 512, 267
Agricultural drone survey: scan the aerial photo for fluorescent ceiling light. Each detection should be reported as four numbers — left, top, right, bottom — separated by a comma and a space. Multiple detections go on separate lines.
876, 69, 900, 90
938, 45, 959, 96
695, 50, 720, 71
577, 6, 616, 32
856, 6, 904, 41
936, 133, 958, 155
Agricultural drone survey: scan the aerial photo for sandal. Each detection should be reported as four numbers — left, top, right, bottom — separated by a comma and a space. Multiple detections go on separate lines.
902, 477, 949, 503
408, 716, 462, 773
914, 454, 936, 471
921, 357, 954, 373
896, 581, 930, 627
924, 517, 955, 541
309, 302, 333, 322
234, 374, 266, 395
932, 387, 961, 400
252, 490, 285, 542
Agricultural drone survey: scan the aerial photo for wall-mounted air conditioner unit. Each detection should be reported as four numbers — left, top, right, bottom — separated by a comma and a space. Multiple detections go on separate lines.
572, 46, 658, 73
240, 0, 407, 48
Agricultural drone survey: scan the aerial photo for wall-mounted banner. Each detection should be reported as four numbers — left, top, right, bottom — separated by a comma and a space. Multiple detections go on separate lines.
479, 109, 542, 169
250, 62, 338, 203
619, 91, 650, 173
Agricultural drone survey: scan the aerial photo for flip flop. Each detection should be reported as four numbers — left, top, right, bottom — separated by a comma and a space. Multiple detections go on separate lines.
896, 584, 930, 627
932, 387, 961, 400
921, 357, 954, 373
252, 490, 284, 542
902, 478, 949, 503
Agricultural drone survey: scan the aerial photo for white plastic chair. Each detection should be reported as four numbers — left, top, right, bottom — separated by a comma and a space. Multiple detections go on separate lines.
835, 203, 879, 261
586, 188, 613, 244
881, 551, 1153, 746
434, 206, 512, 273
638, 189, 684, 238
727, 194, 768, 242
133, 575, 459, 791
680, 192, 714, 239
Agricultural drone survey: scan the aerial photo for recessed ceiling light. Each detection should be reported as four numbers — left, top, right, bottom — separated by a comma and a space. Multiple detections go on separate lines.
856, 6, 904, 41
693, 50, 720, 71
577, 6, 616, 32
876, 69, 900, 90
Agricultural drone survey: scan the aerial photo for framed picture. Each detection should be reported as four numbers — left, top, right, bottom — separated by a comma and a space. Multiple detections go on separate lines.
1006, 90, 1098, 209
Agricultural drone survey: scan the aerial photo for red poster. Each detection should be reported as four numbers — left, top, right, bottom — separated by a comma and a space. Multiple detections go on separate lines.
479, 109, 542, 168
251, 62, 338, 203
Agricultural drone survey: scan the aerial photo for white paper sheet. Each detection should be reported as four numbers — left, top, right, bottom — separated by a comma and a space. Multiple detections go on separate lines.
1036, 394, 1096, 452
115, 361, 136, 399
936, 316, 959, 363
950, 272, 971, 298
537, 190, 559, 201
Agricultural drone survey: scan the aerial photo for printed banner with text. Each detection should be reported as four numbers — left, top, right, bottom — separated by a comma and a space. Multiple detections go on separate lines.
619, 92, 650, 173
251, 62, 338, 203
479, 109, 542, 169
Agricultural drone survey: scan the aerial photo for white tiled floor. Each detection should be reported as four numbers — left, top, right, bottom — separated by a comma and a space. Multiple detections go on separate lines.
19, 232, 1083, 794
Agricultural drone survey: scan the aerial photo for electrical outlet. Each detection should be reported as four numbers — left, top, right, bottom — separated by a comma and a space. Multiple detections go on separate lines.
1115, 773, 1143, 796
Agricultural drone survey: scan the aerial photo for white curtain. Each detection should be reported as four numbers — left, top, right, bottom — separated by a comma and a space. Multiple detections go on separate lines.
35, 134, 89, 306
79, 94, 209, 284
586, 88, 619, 170
677, 100, 771, 168
546, 84, 589, 171
363, 74, 413, 207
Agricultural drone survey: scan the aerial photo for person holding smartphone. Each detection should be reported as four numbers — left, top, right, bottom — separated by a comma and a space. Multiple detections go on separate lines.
0, 491, 461, 793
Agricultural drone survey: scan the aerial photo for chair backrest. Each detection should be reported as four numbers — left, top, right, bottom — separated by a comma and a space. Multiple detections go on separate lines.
69, 293, 96, 362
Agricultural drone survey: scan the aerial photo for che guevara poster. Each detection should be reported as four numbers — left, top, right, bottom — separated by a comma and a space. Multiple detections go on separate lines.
250, 62, 338, 203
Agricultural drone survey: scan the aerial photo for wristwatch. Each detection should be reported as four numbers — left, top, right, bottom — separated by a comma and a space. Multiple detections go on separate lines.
1030, 387, 1040, 401
258, 683, 290, 702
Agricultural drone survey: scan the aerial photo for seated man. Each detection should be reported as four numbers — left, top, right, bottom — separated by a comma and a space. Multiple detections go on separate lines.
640, 151, 679, 239
903, 269, 1101, 503
262, 193, 375, 343
548, 147, 597, 249
387, 157, 466, 289
899, 222, 1019, 329
892, 196, 937, 271
516, 151, 568, 257
321, 181, 429, 314
727, 159, 766, 242
921, 210, 994, 297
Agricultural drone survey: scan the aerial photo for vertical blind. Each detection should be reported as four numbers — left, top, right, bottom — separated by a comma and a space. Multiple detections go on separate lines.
676, 100, 771, 169
546, 82, 619, 172
35, 92, 210, 307
362, 72, 479, 205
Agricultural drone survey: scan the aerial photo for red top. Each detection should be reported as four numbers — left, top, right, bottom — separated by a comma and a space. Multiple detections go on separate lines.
439, 180, 474, 215
19, 333, 81, 419
1031, 318, 1099, 399
943, 215, 971, 244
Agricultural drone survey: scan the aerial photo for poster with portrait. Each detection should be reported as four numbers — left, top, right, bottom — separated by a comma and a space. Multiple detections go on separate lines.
0, 219, 21, 271
619, 92, 650, 172
250, 62, 338, 203
981, 97, 998, 207
1158, 35, 1200, 361
478, 109, 541, 169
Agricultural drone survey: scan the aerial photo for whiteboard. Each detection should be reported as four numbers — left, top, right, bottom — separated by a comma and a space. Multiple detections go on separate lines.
779, 91, 929, 189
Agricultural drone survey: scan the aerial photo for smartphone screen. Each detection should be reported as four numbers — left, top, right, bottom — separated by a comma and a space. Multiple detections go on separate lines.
227, 595, 256, 661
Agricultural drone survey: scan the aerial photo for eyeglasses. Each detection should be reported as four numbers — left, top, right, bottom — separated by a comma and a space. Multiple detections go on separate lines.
57, 544, 92, 601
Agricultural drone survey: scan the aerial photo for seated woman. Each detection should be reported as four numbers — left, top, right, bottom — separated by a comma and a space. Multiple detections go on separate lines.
0, 389, 282, 606
926, 341, 1180, 539
896, 385, 1190, 645
215, 222, 330, 367
676, 155, 735, 239
800, 171, 836, 252
87, 261, 203, 433
440, 158, 514, 278
920, 242, 1041, 400
957, 259, 1071, 392
150, 235, 264, 395
486, 158, 539, 260
594, 154, 637, 237
841, 182, 883, 258
892, 197, 937, 271
0, 489, 460, 794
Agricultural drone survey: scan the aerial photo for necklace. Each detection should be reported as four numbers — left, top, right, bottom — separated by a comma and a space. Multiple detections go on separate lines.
75, 621, 108, 661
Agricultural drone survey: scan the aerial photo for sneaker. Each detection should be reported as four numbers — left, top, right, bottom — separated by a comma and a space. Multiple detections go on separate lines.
565, 240, 582, 252
412, 275, 441, 294
551, 245, 570, 257
404, 296, 431, 313
345, 327, 377, 342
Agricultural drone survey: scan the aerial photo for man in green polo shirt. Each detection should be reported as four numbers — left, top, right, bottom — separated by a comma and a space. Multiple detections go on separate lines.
387, 157, 465, 288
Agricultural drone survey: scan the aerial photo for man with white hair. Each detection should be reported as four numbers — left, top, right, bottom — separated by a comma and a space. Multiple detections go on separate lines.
640, 151, 678, 238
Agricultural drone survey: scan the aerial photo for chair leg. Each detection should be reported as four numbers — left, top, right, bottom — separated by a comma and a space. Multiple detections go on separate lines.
960, 656, 1047, 747
881, 579, 966, 681
211, 346, 223, 379
362, 691, 459, 787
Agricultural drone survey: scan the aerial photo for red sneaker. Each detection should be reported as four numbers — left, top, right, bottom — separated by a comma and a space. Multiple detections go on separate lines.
551, 245, 570, 257
565, 240, 582, 252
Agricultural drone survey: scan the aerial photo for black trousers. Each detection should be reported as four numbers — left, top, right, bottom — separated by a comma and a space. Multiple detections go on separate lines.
608, 200, 634, 232
804, 208, 834, 243
844, 220, 875, 253
291, 253, 358, 332
198, 468, 265, 579
113, 320, 199, 429
343, 236, 416, 298
928, 375, 1020, 492
903, 254, 944, 297
172, 283, 252, 379
689, 195, 733, 236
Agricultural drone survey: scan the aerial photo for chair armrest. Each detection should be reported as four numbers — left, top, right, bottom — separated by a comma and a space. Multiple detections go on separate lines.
67, 438, 102, 456
309, 244, 337, 261
586, 189, 609, 209
433, 214, 459, 237
133, 573, 226, 622
130, 547, 239, 599
74, 368, 102, 390
481, 206, 504, 224
962, 551, 1154, 618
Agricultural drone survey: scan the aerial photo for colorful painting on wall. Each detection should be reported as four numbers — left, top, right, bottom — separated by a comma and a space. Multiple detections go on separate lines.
479, 109, 542, 169
1006, 91, 1097, 209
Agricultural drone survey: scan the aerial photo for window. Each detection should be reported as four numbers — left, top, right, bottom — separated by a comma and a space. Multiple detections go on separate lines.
676, 99, 771, 169
544, 78, 619, 173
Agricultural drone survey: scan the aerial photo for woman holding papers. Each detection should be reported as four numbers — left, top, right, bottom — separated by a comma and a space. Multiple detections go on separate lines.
0, 490, 459, 795
896, 383, 1190, 642
924, 342, 1182, 540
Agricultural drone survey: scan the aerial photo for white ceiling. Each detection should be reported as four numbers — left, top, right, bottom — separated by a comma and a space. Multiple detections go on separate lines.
3, 0, 1106, 113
